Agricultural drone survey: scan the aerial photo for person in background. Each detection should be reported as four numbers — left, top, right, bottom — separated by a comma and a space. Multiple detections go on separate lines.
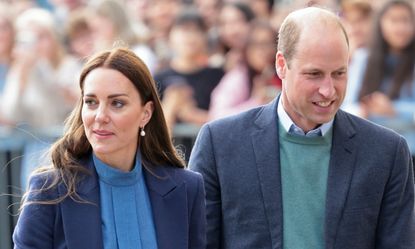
62, 7, 95, 113
343, 0, 415, 156
155, 9, 224, 130
189, 6, 414, 249
13, 47, 206, 249
0, 3, 15, 126
249, 0, 274, 21
340, 0, 374, 108
88, 0, 158, 74
2, 8, 80, 127
144, 0, 184, 72
209, 20, 281, 120
218, 2, 255, 71
194, 0, 224, 67
0, 2, 14, 94
340, 0, 373, 57
0, 1, 15, 121
195, 0, 223, 30
64, 8, 94, 61
1, 7, 82, 190
49, 0, 86, 29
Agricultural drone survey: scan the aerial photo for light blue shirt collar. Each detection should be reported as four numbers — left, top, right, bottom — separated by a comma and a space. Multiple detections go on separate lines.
277, 97, 333, 137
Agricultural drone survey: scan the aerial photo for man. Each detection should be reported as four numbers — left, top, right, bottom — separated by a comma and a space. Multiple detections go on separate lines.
189, 7, 415, 249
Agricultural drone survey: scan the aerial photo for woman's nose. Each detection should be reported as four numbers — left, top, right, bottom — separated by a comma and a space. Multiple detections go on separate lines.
95, 105, 110, 123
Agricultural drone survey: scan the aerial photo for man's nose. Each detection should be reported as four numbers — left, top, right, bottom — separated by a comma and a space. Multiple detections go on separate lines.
319, 77, 335, 98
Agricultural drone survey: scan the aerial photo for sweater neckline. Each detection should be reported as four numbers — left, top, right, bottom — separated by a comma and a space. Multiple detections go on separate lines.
279, 121, 333, 145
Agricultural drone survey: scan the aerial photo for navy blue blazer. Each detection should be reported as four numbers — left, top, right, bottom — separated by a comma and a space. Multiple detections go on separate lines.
189, 97, 415, 249
13, 155, 206, 249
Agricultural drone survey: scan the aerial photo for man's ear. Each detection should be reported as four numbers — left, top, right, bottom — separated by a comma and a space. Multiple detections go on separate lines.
275, 51, 287, 79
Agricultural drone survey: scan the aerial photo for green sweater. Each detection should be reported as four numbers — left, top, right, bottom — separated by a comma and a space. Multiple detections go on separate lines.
279, 122, 333, 249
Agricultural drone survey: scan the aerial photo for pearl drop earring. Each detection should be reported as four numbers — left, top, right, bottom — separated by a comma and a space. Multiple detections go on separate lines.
140, 127, 146, 137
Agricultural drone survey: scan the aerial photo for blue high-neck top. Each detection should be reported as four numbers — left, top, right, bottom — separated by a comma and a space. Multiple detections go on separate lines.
93, 153, 158, 249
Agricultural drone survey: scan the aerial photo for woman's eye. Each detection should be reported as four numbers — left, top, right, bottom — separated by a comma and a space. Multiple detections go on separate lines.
112, 100, 124, 108
84, 98, 97, 106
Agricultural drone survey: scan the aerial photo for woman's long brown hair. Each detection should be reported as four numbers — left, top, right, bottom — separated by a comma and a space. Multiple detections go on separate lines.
22, 47, 184, 207
359, 0, 415, 100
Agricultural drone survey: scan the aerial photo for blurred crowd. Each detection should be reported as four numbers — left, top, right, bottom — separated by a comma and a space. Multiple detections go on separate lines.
0, 0, 414, 160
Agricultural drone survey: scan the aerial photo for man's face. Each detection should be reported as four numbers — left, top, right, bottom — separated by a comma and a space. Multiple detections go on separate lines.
276, 27, 349, 132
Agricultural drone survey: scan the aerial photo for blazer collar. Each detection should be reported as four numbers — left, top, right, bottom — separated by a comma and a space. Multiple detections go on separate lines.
143, 165, 188, 249
251, 98, 359, 248
325, 109, 358, 248
143, 163, 178, 197
251, 96, 283, 248
254, 97, 279, 130
59, 156, 103, 249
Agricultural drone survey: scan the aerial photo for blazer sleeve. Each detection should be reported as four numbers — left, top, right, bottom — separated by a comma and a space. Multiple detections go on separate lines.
376, 136, 415, 248
188, 172, 206, 249
13, 173, 57, 249
189, 124, 222, 249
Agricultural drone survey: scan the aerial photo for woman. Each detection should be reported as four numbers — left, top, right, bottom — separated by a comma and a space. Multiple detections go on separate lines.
218, 2, 255, 71
13, 47, 206, 249
343, 0, 415, 155
209, 20, 281, 120
88, 0, 158, 73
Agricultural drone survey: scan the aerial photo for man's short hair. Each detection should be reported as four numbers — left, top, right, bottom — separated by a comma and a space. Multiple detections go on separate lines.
277, 7, 349, 68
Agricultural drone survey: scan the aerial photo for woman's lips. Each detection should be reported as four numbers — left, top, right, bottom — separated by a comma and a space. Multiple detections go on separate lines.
93, 129, 114, 138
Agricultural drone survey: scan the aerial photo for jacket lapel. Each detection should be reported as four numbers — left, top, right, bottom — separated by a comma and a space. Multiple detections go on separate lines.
251, 98, 283, 248
325, 110, 357, 248
59, 157, 103, 249
144, 166, 187, 249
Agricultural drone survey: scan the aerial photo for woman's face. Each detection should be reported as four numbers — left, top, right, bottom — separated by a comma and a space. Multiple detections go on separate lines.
219, 5, 250, 50
246, 26, 276, 72
381, 4, 415, 52
81, 67, 153, 165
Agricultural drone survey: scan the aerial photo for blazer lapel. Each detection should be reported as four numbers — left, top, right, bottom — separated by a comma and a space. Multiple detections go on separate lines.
59, 157, 103, 249
325, 110, 357, 248
144, 166, 187, 249
251, 98, 283, 248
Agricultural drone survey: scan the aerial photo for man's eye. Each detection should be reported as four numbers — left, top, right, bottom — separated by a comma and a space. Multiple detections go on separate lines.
334, 71, 346, 77
306, 72, 321, 77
